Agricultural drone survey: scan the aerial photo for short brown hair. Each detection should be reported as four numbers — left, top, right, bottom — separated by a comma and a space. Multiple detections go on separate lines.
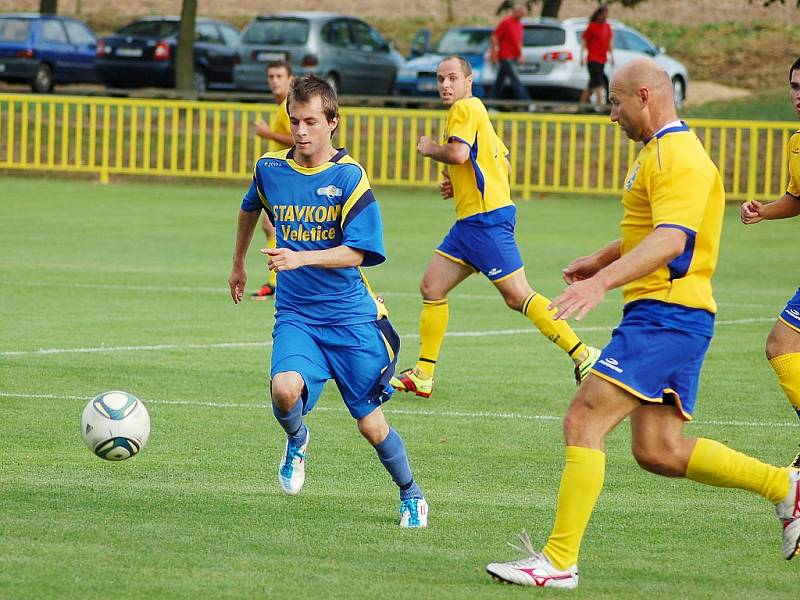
439, 55, 472, 77
287, 74, 339, 123
267, 60, 292, 76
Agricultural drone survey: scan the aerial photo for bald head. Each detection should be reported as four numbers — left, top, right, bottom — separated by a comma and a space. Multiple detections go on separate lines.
608, 58, 678, 142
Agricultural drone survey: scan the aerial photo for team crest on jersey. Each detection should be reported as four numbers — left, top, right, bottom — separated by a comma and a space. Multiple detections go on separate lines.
317, 185, 343, 199
624, 162, 641, 191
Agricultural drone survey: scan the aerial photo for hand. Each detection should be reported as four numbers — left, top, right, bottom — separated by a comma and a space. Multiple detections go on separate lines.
417, 136, 437, 157
228, 264, 247, 304
263, 247, 305, 271
562, 255, 601, 284
740, 199, 764, 224
517, 55, 525, 66
548, 276, 609, 321
255, 120, 271, 140
439, 169, 453, 199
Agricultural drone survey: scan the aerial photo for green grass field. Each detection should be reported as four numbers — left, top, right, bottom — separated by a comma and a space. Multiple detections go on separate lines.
1, 176, 798, 599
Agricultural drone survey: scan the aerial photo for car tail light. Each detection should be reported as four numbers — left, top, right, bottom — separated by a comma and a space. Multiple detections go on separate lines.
542, 51, 573, 62
15, 49, 35, 59
301, 54, 318, 67
153, 42, 170, 61
95, 40, 105, 57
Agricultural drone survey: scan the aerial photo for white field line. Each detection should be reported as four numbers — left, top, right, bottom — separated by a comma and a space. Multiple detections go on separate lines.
0, 317, 776, 357
0, 391, 797, 430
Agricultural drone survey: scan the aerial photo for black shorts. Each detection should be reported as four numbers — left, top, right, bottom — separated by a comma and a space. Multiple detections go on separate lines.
587, 61, 607, 88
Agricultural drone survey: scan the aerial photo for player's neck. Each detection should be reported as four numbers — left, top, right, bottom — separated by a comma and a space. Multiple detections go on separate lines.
275, 93, 287, 104
293, 144, 338, 168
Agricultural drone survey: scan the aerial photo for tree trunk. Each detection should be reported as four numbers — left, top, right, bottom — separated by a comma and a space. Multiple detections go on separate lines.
175, 0, 198, 96
39, 0, 58, 14
540, 0, 563, 18
445, 0, 455, 23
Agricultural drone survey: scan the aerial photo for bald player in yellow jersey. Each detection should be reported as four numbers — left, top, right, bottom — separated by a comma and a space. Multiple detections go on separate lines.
486, 58, 800, 589
741, 57, 800, 467
251, 60, 293, 300
389, 55, 600, 399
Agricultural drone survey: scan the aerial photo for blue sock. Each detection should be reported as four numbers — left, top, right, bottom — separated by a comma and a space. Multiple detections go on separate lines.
374, 428, 422, 499
272, 400, 307, 446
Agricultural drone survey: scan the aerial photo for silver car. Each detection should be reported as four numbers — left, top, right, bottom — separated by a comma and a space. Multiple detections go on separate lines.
506, 17, 688, 106
234, 11, 404, 95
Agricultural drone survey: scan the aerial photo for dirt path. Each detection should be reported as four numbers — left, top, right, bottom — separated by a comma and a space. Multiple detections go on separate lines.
684, 81, 751, 107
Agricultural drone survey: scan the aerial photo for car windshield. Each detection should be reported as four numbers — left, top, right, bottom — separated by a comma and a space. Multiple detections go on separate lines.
434, 29, 491, 54
523, 26, 566, 47
117, 20, 179, 38
0, 18, 31, 42
242, 18, 309, 45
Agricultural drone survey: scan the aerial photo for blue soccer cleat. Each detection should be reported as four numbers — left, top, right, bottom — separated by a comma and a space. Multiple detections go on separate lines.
399, 497, 429, 528
278, 429, 309, 496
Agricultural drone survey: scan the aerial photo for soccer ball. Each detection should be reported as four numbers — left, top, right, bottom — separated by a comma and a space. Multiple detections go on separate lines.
80, 391, 150, 461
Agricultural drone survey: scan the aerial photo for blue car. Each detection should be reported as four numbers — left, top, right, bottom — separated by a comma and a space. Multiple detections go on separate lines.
395, 27, 495, 98
0, 13, 98, 93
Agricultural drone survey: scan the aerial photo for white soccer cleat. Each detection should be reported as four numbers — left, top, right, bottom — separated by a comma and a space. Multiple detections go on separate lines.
486, 531, 579, 589
399, 497, 429, 528
776, 468, 800, 560
278, 430, 309, 496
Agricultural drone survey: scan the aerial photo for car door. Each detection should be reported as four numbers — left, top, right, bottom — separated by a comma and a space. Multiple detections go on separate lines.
37, 19, 73, 81
348, 19, 391, 94
609, 28, 656, 78
319, 18, 355, 93
62, 19, 97, 83
195, 22, 232, 86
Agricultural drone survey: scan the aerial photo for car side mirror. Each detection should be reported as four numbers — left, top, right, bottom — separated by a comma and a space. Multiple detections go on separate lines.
658, 46, 666, 55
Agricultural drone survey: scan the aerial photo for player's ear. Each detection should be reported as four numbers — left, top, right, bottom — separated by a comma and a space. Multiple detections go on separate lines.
329, 113, 340, 139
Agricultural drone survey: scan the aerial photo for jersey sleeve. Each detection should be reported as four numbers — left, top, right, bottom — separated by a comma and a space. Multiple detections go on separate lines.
241, 163, 270, 217
340, 168, 385, 267
787, 133, 800, 197
649, 166, 713, 233
272, 100, 291, 137
446, 101, 478, 147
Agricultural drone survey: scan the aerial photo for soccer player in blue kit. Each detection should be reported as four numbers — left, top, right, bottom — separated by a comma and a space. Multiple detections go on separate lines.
228, 75, 428, 528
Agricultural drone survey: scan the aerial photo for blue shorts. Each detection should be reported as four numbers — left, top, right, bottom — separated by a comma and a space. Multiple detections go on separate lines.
590, 301, 713, 420
779, 288, 800, 333
436, 215, 524, 282
270, 318, 399, 420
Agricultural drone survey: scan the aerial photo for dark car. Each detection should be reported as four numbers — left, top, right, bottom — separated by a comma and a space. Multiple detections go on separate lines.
0, 13, 98, 93
95, 16, 240, 92
234, 12, 403, 95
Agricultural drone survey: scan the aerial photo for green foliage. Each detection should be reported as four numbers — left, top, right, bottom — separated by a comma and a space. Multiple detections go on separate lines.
1, 177, 799, 598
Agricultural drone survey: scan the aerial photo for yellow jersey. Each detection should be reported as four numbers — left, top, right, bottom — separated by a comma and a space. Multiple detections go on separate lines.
619, 124, 725, 314
787, 130, 800, 197
268, 98, 291, 152
443, 97, 512, 222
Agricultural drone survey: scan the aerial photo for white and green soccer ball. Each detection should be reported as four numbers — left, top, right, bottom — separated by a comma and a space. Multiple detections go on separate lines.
81, 391, 150, 461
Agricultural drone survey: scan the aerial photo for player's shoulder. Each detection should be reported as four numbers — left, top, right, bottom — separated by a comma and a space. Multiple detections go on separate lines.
258, 147, 292, 162
789, 130, 800, 147
452, 96, 485, 115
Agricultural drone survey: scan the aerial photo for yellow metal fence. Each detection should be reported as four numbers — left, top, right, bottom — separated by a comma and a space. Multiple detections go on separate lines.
0, 93, 796, 200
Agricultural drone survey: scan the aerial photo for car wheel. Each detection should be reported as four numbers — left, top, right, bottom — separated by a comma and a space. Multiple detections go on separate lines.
324, 73, 339, 95
672, 76, 686, 109
31, 63, 54, 93
192, 70, 207, 94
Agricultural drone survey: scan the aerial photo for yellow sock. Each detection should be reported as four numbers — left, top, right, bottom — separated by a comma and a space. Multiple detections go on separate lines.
415, 299, 448, 378
266, 236, 277, 287
769, 353, 800, 418
542, 446, 605, 570
686, 438, 790, 504
522, 293, 586, 360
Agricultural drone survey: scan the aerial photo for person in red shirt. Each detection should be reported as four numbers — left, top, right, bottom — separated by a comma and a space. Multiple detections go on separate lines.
580, 5, 614, 107
488, 3, 530, 102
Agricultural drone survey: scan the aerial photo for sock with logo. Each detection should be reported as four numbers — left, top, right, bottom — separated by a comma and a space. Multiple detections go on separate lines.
522, 292, 586, 359
266, 234, 277, 288
542, 446, 606, 570
769, 353, 800, 420
415, 299, 448, 378
685, 438, 790, 503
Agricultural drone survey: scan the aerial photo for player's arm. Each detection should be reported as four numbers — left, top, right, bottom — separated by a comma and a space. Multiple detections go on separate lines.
228, 208, 262, 304
740, 193, 800, 224
417, 136, 470, 165
562, 239, 622, 284
264, 245, 364, 271
550, 227, 686, 321
254, 121, 294, 147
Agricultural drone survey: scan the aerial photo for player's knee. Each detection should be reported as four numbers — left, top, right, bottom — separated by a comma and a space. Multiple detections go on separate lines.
419, 278, 444, 301
270, 377, 303, 412
632, 444, 683, 477
357, 415, 389, 445
765, 330, 782, 360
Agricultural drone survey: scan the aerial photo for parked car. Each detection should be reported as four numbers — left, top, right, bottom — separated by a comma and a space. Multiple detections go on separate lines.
234, 12, 404, 95
95, 16, 240, 92
0, 13, 98, 93
395, 27, 494, 98
516, 17, 688, 106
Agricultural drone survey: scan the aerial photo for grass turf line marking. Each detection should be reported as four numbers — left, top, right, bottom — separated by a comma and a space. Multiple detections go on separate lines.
1, 391, 797, 429
0, 317, 776, 357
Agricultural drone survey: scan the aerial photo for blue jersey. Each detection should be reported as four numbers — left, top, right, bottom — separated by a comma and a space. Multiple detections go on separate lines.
241, 147, 388, 326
